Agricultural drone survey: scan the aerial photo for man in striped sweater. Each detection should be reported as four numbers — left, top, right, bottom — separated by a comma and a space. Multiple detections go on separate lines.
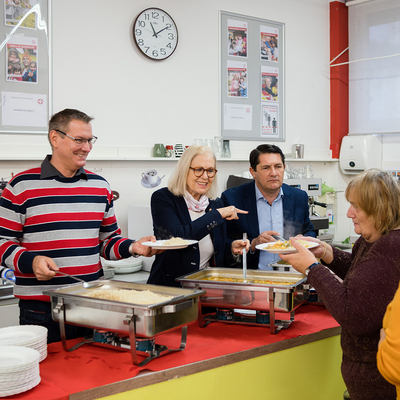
0, 109, 159, 343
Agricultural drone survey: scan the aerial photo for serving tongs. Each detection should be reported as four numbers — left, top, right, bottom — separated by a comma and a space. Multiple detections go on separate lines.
271, 234, 287, 242
56, 271, 103, 289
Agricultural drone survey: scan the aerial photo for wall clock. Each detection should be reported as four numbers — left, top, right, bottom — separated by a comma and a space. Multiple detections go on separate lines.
133, 8, 178, 61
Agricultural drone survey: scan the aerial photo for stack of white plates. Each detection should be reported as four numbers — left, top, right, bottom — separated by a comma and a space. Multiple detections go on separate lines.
101, 258, 142, 274
0, 326, 47, 362
0, 345, 41, 396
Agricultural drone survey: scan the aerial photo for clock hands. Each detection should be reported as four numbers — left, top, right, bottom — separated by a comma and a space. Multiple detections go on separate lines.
150, 22, 158, 38
155, 26, 169, 36
149, 23, 168, 38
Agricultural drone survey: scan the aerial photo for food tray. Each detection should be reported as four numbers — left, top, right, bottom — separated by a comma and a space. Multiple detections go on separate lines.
177, 268, 308, 313
44, 280, 205, 338
268, 260, 302, 274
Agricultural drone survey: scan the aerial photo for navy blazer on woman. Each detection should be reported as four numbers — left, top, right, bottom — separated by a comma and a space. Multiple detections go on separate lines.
221, 181, 316, 270
147, 187, 234, 287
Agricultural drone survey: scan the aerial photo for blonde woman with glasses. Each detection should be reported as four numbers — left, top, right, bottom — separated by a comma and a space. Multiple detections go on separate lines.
147, 145, 250, 287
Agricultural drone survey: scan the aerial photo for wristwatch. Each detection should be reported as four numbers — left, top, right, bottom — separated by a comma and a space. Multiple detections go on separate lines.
306, 262, 319, 276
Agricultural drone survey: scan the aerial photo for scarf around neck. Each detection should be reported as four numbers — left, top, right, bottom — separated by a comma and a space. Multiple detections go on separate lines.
183, 191, 209, 212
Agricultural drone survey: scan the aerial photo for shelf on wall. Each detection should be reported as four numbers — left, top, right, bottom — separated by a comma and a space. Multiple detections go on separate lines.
0, 157, 339, 162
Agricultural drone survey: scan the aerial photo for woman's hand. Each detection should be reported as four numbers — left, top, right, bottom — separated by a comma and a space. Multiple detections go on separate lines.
217, 206, 248, 220
294, 236, 333, 264
231, 239, 250, 255
279, 237, 319, 275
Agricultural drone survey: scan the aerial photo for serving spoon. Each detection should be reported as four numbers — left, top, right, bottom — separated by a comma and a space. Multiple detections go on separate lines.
242, 232, 247, 282
56, 271, 103, 289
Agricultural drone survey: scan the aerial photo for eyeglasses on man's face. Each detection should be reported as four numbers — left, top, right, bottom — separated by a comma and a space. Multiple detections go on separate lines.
55, 129, 98, 146
190, 167, 218, 178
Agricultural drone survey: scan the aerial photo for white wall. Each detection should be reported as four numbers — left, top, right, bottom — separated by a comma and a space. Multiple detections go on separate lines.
1, 0, 331, 158
3, 0, 356, 239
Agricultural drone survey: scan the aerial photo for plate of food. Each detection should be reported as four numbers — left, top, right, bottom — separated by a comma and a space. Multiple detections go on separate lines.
256, 239, 319, 254
141, 238, 198, 250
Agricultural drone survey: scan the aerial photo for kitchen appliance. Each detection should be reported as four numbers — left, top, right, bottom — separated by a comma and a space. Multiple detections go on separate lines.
339, 135, 382, 175
177, 268, 309, 334
284, 178, 333, 243
44, 281, 205, 366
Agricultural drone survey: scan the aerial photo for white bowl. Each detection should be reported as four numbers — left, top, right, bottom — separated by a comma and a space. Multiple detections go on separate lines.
101, 258, 142, 274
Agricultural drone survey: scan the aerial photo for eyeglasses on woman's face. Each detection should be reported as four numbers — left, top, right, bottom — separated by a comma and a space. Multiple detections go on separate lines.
189, 167, 217, 178
55, 129, 98, 146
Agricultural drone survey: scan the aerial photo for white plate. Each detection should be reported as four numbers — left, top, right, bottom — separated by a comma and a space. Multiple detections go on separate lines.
0, 325, 47, 347
256, 240, 319, 254
141, 239, 198, 250
0, 346, 40, 370
114, 265, 142, 274
101, 258, 142, 268
0, 376, 40, 397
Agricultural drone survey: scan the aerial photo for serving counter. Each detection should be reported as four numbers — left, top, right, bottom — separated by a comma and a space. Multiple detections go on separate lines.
3, 304, 345, 400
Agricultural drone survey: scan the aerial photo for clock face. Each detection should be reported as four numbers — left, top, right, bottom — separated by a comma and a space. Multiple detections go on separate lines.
133, 8, 178, 60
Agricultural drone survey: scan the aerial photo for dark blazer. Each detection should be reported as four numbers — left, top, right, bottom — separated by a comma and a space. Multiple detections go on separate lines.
221, 181, 316, 269
147, 187, 234, 287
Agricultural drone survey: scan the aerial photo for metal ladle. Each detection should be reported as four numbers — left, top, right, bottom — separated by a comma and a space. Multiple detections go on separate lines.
56, 271, 103, 289
242, 232, 247, 282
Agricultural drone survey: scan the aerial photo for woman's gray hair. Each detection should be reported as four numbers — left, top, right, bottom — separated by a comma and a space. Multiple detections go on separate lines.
345, 168, 400, 236
168, 145, 218, 199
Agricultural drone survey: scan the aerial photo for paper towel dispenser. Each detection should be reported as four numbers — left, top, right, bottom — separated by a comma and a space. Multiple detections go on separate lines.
339, 135, 382, 175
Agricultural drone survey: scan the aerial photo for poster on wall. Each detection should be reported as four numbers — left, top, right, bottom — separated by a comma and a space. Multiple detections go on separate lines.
4, 0, 37, 29
261, 65, 278, 102
221, 11, 284, 141
227, 19, 247, 58
6, 35, 38, 83
260, 25, 279, 62
261, 104, 278, 137
2, 91, 47, 127
223, 103, 252, 131
227, 60, 248, 98
1, 0, 50, 134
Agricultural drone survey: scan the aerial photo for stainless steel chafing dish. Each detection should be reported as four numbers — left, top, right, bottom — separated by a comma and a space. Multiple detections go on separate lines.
176, 268, 309, 334
268, 259, 302, 274
44, 280, 205, 365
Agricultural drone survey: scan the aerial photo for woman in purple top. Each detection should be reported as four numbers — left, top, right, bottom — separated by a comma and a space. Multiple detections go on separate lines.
280, 169, 400, 400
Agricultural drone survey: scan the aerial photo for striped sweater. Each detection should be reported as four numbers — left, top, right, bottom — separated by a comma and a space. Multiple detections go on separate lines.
0, 159, 134, 301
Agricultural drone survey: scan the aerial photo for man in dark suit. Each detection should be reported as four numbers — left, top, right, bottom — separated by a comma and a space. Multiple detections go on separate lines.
221, 144, 316, 270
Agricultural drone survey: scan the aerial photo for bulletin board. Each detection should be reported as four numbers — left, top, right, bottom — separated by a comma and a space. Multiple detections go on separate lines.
220, 11, 285, 141
0, 0, 52, 135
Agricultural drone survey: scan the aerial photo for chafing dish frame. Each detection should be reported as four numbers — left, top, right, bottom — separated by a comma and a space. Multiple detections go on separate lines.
44, 280, 205, 366
177, 268, 309, 334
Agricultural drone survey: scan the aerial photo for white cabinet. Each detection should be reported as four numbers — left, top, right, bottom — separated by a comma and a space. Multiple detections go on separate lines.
0, 300, 19, 328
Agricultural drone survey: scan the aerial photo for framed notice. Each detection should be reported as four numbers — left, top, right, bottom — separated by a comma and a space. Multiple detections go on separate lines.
220, 11, 284, 141
0, 0, 52, 134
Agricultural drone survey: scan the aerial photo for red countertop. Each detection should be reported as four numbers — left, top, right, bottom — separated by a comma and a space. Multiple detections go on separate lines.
3, 304, 340, 400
